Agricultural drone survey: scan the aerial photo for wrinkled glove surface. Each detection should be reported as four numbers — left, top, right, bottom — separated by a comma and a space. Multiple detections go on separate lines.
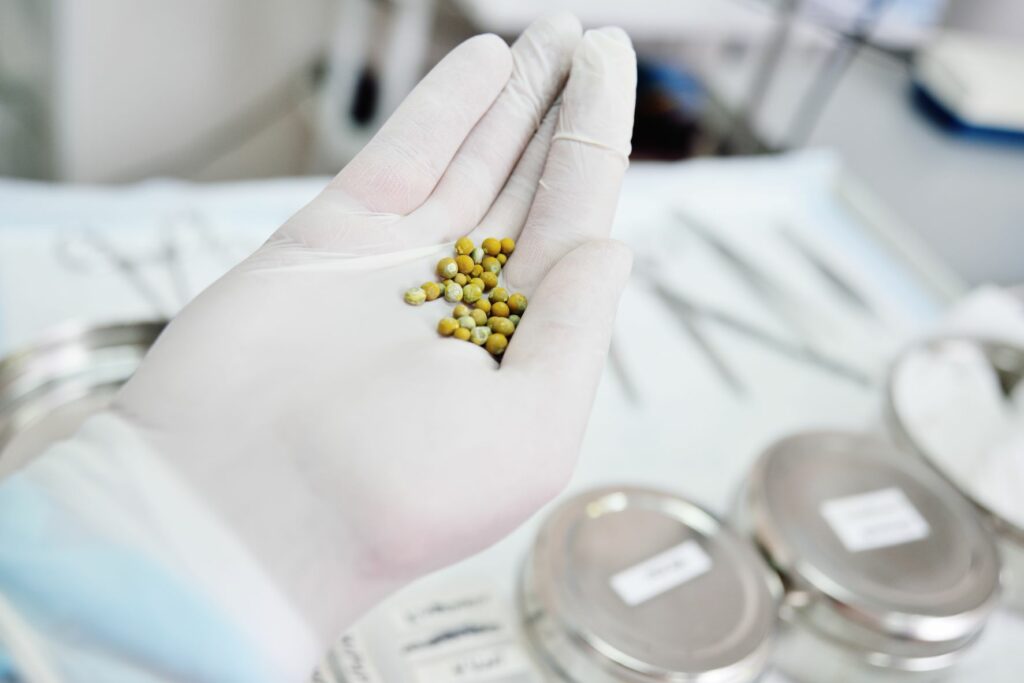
0, 14, 637, 683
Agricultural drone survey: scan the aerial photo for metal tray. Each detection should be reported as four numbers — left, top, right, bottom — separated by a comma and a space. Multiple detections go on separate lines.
0, 320, 164, 476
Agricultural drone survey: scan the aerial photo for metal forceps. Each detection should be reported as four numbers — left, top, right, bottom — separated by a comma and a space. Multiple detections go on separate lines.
631, 250, 747, 395
56, 227, 176, 317
649, 278, 872, 388
777, 223, 878, 320
653, 282, 747, 395
674, 209, 827, 346
54, 212, 238, 318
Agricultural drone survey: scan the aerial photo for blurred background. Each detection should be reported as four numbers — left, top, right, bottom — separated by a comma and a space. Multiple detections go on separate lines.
3, 3, 1024, 681
1, 0, 1022, 283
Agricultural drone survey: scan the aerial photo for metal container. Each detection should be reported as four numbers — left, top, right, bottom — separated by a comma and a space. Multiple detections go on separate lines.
520, 486, 780, 683
887, 336, 1024, 611
0, 320, 164, 473
737, 431, 1001, 682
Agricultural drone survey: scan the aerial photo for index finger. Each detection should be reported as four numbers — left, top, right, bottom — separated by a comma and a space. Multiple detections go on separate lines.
329, 34, 512, 216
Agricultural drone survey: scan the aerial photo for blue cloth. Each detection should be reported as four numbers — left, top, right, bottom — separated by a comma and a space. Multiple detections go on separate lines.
0, 469, 276, 683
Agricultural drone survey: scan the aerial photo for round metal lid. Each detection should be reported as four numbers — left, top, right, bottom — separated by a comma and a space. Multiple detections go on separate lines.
529, 486, 778, 681
746, 431, 1000, 646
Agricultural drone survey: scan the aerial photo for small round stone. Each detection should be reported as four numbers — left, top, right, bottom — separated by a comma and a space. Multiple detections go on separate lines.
453, 327, 472, 341
458, 315, 476, 330
455, 236, 474, 255
485, 333, 508, 355
500, 237, 515, 255
437, 317, 459, 336
471, 326, 491, 346
489, 317, 516, 335
437, 257, 458, 279
508, 293, 527, 315
482, 237, 501, 256
404, 287, 426, 305
481, 256, 501, 274
470, 308, 487, 326
455, 254, 474, 274
489, 317, 515, 336
444, 282, 464, 302
421, 282, 441, 301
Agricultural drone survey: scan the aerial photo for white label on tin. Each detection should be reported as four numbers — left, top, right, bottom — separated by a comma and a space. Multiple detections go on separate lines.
820, 487, 930, 552
610, 540, 712, 607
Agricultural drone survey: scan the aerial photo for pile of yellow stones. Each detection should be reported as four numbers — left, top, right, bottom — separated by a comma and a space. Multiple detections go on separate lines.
403, 236, 527, 357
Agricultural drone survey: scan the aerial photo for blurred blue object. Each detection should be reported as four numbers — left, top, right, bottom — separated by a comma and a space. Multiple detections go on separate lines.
912, 33, 1024, 143
912, 84, 1024, 144
632, 60, 708, 160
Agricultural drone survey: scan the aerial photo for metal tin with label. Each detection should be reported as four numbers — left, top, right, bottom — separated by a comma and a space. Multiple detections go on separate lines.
521, 486, 779, 683
737, 431, 1001, 682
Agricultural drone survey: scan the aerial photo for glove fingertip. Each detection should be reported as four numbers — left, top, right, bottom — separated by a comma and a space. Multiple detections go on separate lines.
531, 11, 583, 39
592, 26, 632, 49
460, 32, 513, 73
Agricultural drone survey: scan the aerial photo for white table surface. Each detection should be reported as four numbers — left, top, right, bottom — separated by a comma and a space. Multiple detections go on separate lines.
1, 152, 1019, 682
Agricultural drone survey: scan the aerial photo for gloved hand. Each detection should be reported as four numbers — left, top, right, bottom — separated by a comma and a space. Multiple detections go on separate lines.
61, 11, 634, 679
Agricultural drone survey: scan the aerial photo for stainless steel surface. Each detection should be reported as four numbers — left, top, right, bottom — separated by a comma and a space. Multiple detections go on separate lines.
772, 612, 971, 683
0, 320, 164, 474
887, 337, 1024, 609
521, 486, 779, 683
738, 431, 1001, 680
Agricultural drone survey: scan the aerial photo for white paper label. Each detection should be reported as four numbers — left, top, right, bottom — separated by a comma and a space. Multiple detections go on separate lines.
394, 590, 496, 635
610, 540, 712, 606
820, 487, 930, 552
318, 631, 383, 683
413, 643, 530, 683
393, 583, 542, 683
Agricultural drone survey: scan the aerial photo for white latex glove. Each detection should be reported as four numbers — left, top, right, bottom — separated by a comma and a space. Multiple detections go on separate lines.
112, 11, 636, 657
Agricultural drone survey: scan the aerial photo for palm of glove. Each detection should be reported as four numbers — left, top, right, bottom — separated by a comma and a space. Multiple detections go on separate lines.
115, 15, 636, 641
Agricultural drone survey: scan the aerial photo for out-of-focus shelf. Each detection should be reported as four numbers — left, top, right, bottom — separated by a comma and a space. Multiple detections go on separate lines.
698, 25, 1024, 285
